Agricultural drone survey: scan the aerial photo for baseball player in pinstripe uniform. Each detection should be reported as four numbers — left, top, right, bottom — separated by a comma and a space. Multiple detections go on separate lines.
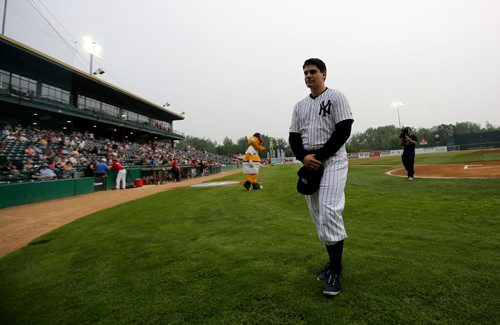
289, 58, 354, 296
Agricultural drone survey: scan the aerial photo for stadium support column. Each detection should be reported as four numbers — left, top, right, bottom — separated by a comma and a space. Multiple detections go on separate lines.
70, 78, 79, 108
36, 80, 42, 97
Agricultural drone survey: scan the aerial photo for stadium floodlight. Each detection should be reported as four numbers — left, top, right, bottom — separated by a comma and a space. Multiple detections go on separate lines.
83, 35, 103, 74
93, 68, 105, 75
391, 101, 405, 127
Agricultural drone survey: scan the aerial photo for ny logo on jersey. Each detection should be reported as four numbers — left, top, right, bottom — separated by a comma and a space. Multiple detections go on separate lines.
319, 100, 332, 117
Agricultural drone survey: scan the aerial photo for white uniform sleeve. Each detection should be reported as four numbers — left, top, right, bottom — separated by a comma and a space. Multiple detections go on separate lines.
333, 91, 353, 124
289, 105, 300, 133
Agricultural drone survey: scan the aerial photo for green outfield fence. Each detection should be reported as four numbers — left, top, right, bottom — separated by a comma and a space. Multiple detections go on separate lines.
0, 165, 239, 209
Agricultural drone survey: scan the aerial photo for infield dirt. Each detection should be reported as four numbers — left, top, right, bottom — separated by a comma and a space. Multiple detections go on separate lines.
389, 160, 500, 178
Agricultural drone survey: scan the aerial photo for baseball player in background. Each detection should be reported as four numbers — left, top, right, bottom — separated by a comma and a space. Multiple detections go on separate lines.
289, 58, 354, 296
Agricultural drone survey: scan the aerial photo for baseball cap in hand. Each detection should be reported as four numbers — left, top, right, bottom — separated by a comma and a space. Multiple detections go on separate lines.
297, 165, 324, 195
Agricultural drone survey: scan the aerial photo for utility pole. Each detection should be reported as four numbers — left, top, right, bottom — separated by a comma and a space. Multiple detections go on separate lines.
1, 0, 8, 35
391, 101, 405, 128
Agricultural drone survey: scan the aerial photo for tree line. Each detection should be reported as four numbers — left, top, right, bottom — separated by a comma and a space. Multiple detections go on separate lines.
176, 121, 499, 157
176, 134, 293, 158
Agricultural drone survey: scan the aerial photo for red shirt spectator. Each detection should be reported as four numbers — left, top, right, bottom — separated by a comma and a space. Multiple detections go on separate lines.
109, 158, 127, 190
171, 159, 180, 182
25, 147, 36, 155
110, 160, 124, 171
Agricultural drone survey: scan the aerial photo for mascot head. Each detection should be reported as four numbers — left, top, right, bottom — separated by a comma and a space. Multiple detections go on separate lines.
248, 132, 265, 152
253, 133, 263, 144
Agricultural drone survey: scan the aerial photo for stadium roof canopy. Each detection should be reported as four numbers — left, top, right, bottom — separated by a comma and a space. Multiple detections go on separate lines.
0, 35, 184, 142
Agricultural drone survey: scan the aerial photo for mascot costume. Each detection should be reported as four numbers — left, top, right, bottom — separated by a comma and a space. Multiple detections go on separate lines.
242, 133, 266, 190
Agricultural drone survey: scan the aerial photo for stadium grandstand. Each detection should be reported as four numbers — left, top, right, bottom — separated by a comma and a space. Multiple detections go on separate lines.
0, 35, 239, 208
0, 34, 185, 145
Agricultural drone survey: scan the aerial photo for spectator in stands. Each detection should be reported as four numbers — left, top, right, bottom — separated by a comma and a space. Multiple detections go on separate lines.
2, 160, 20, 177
59, 155, 69, 166
171, 159, 180, 182
69, 153, 79, 165
38, 137, 48, 148
78, 139, 86, 151
38, 163, 58, 180
53, 162, 65, 179
30, 165, 43, 180
63, 161, 76, 178
18, 132, 29, 142
197, 160, 204, 176
25, 146, 36, 156
43, 148, 56, 160
79, 154, 88, 166
33, 145, 43, 154
83, 159, 97, 177
95, 158, 108, 177
61, 147, 71, 155
22, 159, 35, 173
109, 157, 126, 189
190, 159, 197, 178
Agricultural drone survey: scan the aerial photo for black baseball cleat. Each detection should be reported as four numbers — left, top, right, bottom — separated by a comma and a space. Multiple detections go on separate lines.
317, 262, 331, 281
252, 183, 263, 190
323, 273, 342, 296
243, 181, 251, 190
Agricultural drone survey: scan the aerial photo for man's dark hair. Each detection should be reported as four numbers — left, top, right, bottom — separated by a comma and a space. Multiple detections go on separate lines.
303, 58, 327, 73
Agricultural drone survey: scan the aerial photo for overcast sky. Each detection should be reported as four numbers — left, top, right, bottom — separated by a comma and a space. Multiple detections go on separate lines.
3, 0, 499, 144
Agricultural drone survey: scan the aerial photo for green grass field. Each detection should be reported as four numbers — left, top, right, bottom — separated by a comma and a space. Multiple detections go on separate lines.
1, 151, 499, 324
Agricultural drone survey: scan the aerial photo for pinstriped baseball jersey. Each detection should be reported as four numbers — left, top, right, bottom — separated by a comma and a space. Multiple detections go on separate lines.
289, 88, 353, 156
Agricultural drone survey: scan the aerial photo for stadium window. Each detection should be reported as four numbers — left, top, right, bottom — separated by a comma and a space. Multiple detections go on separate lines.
0, 69, 10, 89
78, 95, 101, 113
41, 84, 70, 104
137, 115, 149, 124
127, 111, 138, 122
102, 102, 119, 117
11, 74, 36, 96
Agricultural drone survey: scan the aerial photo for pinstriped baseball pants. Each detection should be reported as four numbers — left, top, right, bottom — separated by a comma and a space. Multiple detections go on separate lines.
304, 155, 348, 245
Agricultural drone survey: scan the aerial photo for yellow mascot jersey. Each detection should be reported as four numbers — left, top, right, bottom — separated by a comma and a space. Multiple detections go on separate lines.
242, 135, 265, 174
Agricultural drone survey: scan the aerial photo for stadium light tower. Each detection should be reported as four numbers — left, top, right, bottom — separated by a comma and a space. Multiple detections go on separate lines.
82, 35, 103, 74
1, 0, 8, 35
391, 101, 405, 128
